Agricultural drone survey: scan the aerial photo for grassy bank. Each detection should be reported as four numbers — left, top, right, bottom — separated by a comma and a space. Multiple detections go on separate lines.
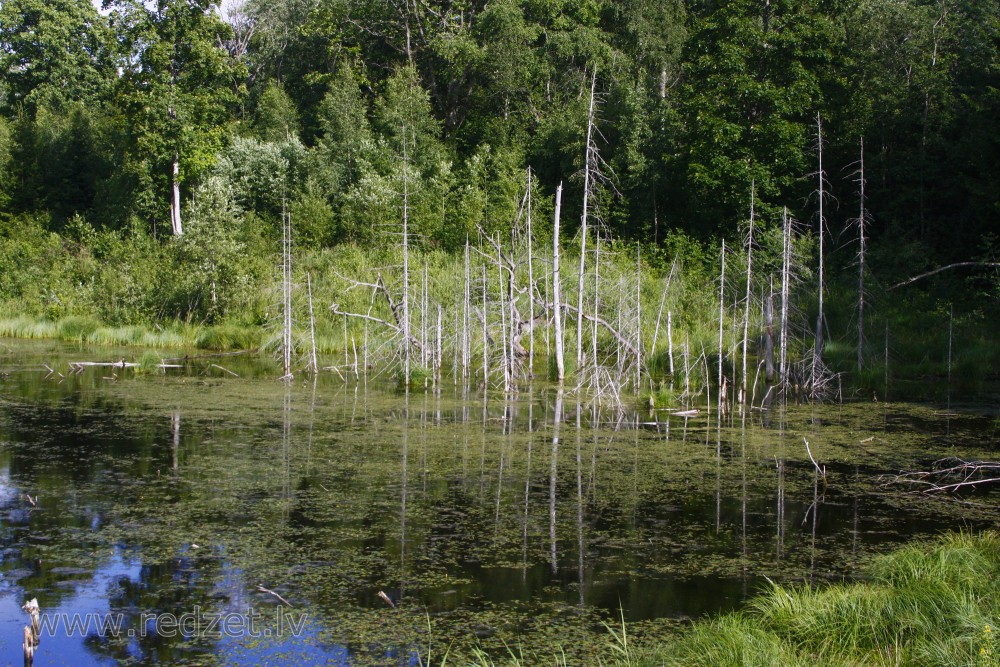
637, 532, 1000, 667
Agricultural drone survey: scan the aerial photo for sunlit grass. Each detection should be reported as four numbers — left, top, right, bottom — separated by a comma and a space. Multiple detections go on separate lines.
642, 532, 1000, 667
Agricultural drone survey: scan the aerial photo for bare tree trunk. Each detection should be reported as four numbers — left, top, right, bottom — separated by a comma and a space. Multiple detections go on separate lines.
779, 208, 791, 385
436, 304, 443, 387
576, 68, 598, 370
947, 304, 953, 409
498, 235, 510, 392
402, 131, 412, 386
741, 183, 755, 404
815, 114, 826, 366
553, 183, 565, 382
527, 168, 535, 379
667, 310, 675, 380
591, 226, 600, 371
857, 137, 867, 373
635, 245, 642, 391
170, 154, 183, 236
765, 276, 775, 383
281, 196, 293, 379
463, 237, 471, 379
307, 273, 318, 375
422, 261, 429, 368
718, 239, 726, 416
481, 261, 489, 383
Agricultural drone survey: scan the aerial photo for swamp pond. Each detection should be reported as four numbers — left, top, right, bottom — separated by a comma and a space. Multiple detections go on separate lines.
0, 340, 997, 665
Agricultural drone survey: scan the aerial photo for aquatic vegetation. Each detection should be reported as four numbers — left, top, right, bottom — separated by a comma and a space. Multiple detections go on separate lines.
0, 341, 998, 665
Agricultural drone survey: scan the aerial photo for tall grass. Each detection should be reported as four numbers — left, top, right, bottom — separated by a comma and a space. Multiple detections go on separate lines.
0, 316, 57, 339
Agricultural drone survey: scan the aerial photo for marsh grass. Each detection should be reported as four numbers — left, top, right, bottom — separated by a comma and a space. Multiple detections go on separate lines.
642, 532, 1000, 667
0, 316, 57, 339
56, 315, 100, 341
195, 324, 262, 351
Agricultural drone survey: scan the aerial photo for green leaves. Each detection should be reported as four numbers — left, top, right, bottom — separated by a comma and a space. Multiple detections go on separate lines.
666, 0, 837, 229
0, 0, 113, 115
108, 0, 246, 226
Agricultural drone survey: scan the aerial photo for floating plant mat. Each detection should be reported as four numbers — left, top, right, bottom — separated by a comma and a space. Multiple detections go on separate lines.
0, 341, 998, 665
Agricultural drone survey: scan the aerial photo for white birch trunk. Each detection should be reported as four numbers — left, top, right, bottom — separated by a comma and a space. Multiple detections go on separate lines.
171, 154, 183, 236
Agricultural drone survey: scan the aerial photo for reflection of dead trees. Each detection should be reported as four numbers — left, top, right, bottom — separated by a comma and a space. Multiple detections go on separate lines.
881, 458, 1000, 500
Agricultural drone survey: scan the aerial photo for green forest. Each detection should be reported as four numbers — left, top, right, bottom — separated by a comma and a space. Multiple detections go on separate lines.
1, 0, 998, 396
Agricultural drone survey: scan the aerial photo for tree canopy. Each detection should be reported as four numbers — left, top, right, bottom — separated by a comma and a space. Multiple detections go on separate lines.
0, 0, 996, 268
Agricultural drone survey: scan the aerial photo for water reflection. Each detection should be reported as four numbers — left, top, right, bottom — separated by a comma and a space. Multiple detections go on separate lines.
0, 345, 997, 665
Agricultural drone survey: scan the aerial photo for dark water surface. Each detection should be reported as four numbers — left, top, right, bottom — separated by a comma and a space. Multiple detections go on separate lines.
0, 340, 997, 665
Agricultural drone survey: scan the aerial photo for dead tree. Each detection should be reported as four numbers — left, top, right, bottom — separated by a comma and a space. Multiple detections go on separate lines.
740, 183, 755, 404
813, 114, 827, 371
576, 68, 599, 370
280, 195, 293, 379
553, 183, 565, 382
401, 130, 412, 385
856, 138, 868, 373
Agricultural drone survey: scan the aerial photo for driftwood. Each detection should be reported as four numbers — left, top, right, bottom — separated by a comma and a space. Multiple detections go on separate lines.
70, 360, 136, 372
161, 350, 252, 362
880, 458, 1000, 495
67, 361, 183, 375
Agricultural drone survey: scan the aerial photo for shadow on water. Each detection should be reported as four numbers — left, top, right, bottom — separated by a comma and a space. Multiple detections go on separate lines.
0, 339, 998, 664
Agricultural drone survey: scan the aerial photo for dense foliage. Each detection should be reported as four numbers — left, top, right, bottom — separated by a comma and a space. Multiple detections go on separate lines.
0, 0, 997, 334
